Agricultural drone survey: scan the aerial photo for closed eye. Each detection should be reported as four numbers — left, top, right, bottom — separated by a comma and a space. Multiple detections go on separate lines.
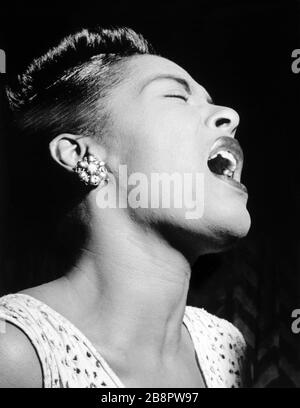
165, 94, 188, 101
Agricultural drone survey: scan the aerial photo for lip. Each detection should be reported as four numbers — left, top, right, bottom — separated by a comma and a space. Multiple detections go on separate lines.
207, 135, 248, 194
208, 136, 244, 179
210, 172, 248, 194
207, 136, 247, 192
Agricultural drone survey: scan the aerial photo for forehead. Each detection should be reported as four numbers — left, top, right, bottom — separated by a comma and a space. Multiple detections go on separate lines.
125, 54, 208, 95
128, 54, 189, 77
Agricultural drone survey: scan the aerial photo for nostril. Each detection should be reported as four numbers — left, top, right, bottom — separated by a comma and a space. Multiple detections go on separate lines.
215, 118, 231, 127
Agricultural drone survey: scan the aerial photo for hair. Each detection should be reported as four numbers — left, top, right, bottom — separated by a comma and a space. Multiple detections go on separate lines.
7, 26, 154, 142
3, 27, 155, 286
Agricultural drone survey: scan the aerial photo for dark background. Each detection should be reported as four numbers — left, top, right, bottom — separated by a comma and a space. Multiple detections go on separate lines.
0, 0, 299, 387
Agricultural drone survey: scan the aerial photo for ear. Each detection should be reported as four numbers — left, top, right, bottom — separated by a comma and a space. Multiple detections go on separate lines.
49, 133, 88, 172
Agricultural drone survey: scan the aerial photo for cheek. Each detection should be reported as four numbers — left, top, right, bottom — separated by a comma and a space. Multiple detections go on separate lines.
123, 108, 208, 176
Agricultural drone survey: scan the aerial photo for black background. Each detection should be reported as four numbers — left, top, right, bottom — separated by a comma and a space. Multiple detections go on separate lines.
0, 0, 299, 387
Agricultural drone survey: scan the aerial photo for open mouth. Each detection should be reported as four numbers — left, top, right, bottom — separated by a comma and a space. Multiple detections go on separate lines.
207, 150, 237, 179
207, 136, 248, 193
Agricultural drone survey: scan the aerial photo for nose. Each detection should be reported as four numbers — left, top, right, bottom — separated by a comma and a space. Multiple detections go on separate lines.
205, 106, 240, 135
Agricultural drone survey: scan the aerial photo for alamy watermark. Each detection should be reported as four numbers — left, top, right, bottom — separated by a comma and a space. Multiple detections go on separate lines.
0, 49, 6, 73
0, 318, 6, 334
291, 49, 300, 73
96, 165, 205, 220
291, 309, 300, 334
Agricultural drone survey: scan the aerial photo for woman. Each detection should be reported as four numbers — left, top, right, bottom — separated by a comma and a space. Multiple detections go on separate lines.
0, 27, 250, 388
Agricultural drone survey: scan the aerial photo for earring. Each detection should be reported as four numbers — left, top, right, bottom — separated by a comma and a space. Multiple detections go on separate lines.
73, 154, 109, 187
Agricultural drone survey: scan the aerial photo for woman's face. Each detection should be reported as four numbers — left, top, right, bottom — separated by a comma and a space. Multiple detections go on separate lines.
102, 54, 251, 255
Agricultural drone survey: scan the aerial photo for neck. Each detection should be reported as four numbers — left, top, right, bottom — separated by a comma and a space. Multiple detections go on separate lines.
61, 208, 193, 372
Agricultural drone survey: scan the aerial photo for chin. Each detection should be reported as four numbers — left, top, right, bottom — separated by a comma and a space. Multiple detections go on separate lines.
205, 205, 251, 252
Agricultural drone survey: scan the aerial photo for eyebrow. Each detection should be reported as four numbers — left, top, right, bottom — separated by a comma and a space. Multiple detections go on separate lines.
140, 74, 214, 104
140, 74, 191, 94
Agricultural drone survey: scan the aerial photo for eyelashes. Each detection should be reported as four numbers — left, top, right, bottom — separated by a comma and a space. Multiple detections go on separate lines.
164, 94, 188, 102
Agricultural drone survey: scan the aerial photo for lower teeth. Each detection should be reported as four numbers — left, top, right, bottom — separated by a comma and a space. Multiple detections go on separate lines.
223, 170, 234, 178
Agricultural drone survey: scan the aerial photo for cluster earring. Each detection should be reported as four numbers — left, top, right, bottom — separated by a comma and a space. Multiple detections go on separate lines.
73, 154, 109, 187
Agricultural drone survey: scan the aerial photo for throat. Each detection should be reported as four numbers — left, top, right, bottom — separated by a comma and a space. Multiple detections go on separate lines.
113, 323, 206, 388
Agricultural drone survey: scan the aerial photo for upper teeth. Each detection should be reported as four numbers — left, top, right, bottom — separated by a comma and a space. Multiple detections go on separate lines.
209, 150, 237, 172
207, 149, 238, 179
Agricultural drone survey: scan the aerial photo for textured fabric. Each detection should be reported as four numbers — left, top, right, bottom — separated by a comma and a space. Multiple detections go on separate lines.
0, 293, 247, 388
188, 237, 300, 388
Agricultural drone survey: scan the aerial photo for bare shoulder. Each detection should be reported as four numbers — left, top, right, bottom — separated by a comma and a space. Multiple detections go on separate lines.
0, 321, 43, 388
19, 277, 75, 319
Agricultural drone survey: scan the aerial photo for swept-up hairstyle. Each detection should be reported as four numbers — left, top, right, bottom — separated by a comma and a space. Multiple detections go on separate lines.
7, 27, 154, 141
3, 27, 155, 284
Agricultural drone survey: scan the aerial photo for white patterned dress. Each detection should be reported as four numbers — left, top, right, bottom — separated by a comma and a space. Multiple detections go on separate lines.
0, 293, 247, 388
